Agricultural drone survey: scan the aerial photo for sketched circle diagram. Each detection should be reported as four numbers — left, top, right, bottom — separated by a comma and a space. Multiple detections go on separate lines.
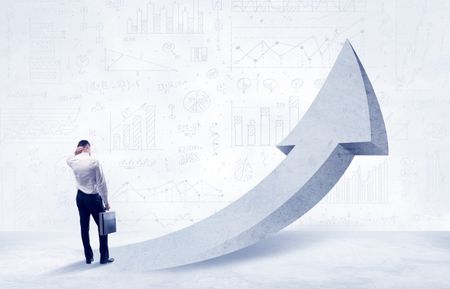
183, 90, 211, 113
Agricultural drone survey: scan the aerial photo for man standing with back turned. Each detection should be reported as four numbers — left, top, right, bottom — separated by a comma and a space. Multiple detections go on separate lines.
66, 140, 114, 265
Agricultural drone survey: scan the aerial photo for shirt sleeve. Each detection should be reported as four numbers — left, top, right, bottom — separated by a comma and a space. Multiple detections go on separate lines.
94, 161, 109, 205
66, 155, 74, 167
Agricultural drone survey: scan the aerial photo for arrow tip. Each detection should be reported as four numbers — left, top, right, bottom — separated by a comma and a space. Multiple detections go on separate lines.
341, 41, 389, 156
277, 40, 388, 156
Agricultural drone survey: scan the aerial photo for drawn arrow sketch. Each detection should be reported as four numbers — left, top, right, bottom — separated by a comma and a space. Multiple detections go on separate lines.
106, 40, 388, 271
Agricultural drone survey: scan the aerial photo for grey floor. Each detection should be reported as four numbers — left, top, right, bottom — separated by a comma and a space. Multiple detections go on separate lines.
1, 230, 450, 289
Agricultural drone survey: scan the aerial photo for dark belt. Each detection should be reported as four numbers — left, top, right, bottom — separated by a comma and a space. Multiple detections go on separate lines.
77, 189, 99, 196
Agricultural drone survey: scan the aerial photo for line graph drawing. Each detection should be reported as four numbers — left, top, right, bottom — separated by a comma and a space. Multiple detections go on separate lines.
111, 179, 225, 203
231, 23, 365, 68
232, 0, 367, 12
110, 103, 157, 151
104, 49, 176, 72
126, 0, 204, 34
110, 179, 229, 229
116, 209, 200, 230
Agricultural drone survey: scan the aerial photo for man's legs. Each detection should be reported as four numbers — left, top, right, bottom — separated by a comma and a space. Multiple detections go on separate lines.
91, 195, 109, 262
76, 192, 93, 261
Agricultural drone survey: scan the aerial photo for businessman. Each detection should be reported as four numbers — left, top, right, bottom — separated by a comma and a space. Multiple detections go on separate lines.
66, 140, 114, 264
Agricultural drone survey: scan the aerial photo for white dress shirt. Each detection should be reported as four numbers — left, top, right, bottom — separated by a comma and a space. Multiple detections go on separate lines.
66, 151, 109, 205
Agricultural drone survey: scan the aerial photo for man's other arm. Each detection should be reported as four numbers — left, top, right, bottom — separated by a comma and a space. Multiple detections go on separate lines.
94, 160, 110, 210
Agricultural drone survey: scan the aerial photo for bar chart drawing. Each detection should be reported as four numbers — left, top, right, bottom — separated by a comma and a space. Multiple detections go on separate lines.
427, 151, 446, 201
324, 160, 389, 204
289, 95, 300, 131
231, 96, 299, 147
110, 104, 157, 151
126, 0, 204, 34
191, 47, 208, 62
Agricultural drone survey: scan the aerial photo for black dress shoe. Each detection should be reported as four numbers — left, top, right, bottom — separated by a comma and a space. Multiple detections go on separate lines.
100, 258, 114, 264
86, 258, 94, 264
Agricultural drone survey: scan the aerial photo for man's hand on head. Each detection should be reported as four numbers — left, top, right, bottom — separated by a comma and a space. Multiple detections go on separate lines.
74, 146, 84, 155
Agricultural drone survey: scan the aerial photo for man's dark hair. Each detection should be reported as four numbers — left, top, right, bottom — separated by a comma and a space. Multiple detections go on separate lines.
77, 140, 90, 147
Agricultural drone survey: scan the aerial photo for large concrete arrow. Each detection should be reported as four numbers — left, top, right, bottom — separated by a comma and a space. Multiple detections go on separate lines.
111, 40, 388, 271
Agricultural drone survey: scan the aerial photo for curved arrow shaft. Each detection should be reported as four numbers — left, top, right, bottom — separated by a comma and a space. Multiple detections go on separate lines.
186, 145, 354, 265
113, 138, 339, 271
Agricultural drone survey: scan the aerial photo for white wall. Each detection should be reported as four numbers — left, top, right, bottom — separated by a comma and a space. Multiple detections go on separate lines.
0, 0, 448, 234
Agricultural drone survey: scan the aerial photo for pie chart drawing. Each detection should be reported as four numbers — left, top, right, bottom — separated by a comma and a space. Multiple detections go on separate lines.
183, 90, 211, 113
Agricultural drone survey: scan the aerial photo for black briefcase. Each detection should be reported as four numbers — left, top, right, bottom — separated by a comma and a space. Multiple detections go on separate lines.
99, 211, 116, 236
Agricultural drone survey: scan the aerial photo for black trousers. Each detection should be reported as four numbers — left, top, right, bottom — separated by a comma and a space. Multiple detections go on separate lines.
76, 189, 109, 262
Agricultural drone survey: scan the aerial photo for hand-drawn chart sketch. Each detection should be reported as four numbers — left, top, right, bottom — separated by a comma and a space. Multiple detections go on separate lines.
105, 49, 177, 72
126, 0, 205, 35
230, 97, 299, 146
232, 0, 367, 12
231, 23, 365, 69
110, 104, 157, 151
